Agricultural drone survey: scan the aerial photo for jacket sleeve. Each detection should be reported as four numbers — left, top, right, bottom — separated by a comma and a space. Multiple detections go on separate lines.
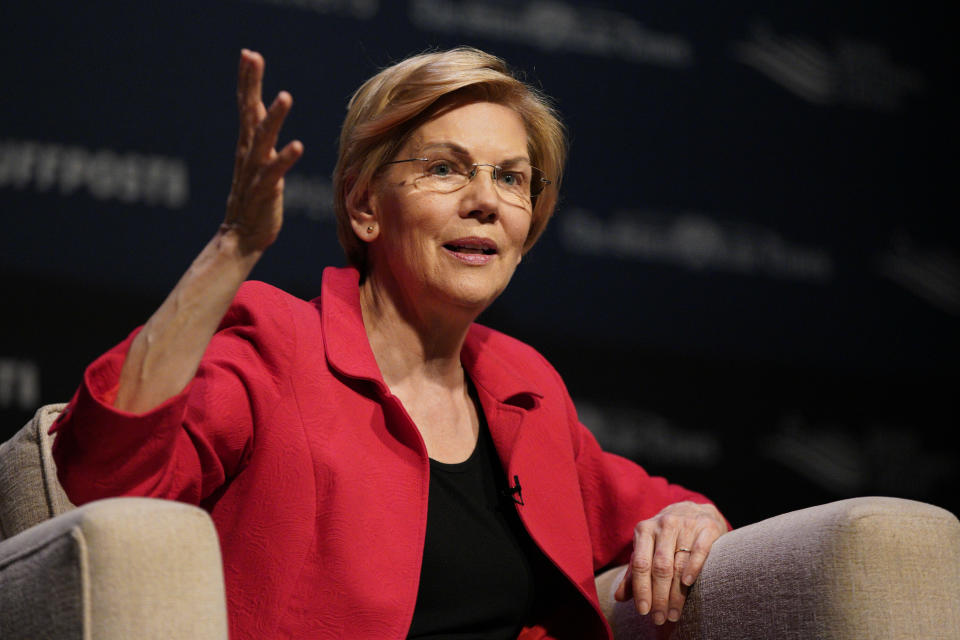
550, 367, 727, 572
49, 282, 296, 507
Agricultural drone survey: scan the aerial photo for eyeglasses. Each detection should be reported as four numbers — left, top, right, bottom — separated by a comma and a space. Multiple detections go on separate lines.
380, 155, 551, 208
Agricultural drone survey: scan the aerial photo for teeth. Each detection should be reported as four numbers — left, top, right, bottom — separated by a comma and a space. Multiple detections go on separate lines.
445, 243, 496, 255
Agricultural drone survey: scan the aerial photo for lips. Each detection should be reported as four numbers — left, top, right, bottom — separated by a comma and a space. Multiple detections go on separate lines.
442, 237, 498, 255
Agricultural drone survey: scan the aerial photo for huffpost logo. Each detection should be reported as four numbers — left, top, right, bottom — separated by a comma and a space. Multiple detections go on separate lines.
0, 140, 189, 209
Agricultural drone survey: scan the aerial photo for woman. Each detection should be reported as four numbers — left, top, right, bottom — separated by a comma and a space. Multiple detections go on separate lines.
51, 47, 728, 639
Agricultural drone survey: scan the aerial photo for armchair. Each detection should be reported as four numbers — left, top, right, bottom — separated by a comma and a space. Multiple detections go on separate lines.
598, 495, 960, 639
2, 404, 958, 639
0, 405, 228, 639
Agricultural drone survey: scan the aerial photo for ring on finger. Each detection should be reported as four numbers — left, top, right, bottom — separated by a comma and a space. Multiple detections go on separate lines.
675, 547, 692, 554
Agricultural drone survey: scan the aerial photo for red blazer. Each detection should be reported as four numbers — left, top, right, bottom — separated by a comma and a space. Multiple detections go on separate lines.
51, 266, 716, 640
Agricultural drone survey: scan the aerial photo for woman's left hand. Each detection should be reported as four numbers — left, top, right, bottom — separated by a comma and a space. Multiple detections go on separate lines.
614, 501, 727, 626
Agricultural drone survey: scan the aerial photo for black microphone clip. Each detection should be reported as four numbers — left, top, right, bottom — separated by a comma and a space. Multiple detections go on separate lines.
502, 474, 524, 506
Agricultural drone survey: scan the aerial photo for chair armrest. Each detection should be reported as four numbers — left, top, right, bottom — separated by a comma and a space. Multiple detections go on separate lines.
0, 497, 228, 640
597, 497, 960, 640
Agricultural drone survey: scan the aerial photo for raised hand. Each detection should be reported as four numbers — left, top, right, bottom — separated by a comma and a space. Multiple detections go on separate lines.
114, 50, 304, 413
223, 49, 304, 254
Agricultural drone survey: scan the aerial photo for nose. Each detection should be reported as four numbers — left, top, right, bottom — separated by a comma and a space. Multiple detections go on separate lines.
460, 164, 500, 223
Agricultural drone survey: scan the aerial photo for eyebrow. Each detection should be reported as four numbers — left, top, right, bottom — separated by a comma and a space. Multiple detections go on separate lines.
419, 141, 530, 166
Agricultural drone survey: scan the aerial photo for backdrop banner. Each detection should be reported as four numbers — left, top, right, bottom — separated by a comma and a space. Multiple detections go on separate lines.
3, 1, 956, 525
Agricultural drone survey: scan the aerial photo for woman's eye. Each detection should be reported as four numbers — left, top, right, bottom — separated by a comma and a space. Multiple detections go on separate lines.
428, 162, 451, 176
427, 160, 462, 177
501, 172, 524, 187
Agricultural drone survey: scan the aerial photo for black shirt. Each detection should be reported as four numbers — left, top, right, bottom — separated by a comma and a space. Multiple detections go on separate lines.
407, 403, 538, 639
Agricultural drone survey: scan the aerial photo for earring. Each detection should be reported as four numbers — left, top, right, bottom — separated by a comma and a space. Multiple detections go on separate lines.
366, 226, 375, 234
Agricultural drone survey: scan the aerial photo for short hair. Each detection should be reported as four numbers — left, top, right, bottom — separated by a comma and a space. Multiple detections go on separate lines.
333, 47, 567, 272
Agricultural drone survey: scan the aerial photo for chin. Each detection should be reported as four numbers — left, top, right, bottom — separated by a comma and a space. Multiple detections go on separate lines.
438, 277, 510, 313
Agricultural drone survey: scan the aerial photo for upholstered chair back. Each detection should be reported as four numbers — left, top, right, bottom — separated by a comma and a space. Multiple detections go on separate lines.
0, 404, 74, 540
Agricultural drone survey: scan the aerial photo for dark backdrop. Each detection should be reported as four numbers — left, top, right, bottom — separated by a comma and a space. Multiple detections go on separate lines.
2, 0, 957, 527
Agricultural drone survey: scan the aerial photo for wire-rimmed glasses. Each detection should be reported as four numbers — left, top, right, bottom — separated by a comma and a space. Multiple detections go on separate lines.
380, 155, 551, 208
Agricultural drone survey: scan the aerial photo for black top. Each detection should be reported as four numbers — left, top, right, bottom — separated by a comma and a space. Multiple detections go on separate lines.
407, 397, 540, 639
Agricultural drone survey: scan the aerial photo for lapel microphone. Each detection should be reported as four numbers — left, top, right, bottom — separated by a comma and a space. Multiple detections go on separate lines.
501, 475, 524, 506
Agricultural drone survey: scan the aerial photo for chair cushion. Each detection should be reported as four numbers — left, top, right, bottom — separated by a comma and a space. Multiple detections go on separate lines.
0, 404, 74, 540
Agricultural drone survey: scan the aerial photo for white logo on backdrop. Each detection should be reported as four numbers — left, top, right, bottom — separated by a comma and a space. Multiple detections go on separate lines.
733, 23, 925, 111
577, 398, 720, 468
763, 415, 865, 495
284, 173, 336, 222
561, 207, 834, 283
0, 359, 40, 412
410, 0, 694, 67
244, 0, 379, 19
0, 140, 189, 209
877, 234, 960, 315
763, 414, 957, 496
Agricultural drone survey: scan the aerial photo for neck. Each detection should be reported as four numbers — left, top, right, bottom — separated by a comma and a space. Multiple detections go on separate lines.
358, 271, 478, 391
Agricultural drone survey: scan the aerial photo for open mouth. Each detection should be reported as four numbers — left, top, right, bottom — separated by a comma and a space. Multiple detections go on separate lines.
444, 243, 497, 255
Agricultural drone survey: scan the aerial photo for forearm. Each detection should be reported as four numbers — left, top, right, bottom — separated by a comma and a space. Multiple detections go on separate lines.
115, 228, 262, 413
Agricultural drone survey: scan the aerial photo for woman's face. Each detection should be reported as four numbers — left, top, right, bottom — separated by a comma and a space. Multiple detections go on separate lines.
364, 100, 533, 316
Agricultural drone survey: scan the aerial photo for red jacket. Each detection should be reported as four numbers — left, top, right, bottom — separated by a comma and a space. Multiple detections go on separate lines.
51, 266, 716, 639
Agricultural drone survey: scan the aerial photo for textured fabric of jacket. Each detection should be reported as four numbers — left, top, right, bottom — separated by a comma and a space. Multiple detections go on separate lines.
50, 266, 716, 640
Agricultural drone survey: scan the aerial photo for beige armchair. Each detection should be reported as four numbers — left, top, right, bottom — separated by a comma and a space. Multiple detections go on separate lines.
2, 405, 958, 639
0, 405, 228, 639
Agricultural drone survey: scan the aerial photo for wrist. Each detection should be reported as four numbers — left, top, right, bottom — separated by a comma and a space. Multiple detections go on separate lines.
215, 223, 266, 262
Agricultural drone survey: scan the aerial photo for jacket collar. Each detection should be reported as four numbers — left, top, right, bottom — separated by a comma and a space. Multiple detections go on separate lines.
317, 266, 542, 406
461, 328, 543, 407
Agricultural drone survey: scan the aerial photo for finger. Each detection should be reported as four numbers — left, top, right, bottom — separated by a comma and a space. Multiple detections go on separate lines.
681, 525, 721, 587
667, 547, 692, 622
236, 49, 253, 112
234, 91, 291, 199
235, 50, 266, 178
613, 563, 631, 603
648, 532, 679, 625
238, 140, 303, 219
242, 50, 265, 115
257, 139, 304, 188
666, 575, 688, 623
234, 52, 251, 178
250, 91, 294, 165
614, 565, 631, 602
629, 527, 655, 616
239, 93, 296, 194
237, 51, 266, 125
236, 51, 267, 150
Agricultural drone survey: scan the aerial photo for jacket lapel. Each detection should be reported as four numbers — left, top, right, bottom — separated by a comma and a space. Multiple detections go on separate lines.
463, 326, 597, 597
316, 267, 384, 385
461, 326, 543, 472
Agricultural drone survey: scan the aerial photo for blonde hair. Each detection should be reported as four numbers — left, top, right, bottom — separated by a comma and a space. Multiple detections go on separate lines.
333, 47, 567, 272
